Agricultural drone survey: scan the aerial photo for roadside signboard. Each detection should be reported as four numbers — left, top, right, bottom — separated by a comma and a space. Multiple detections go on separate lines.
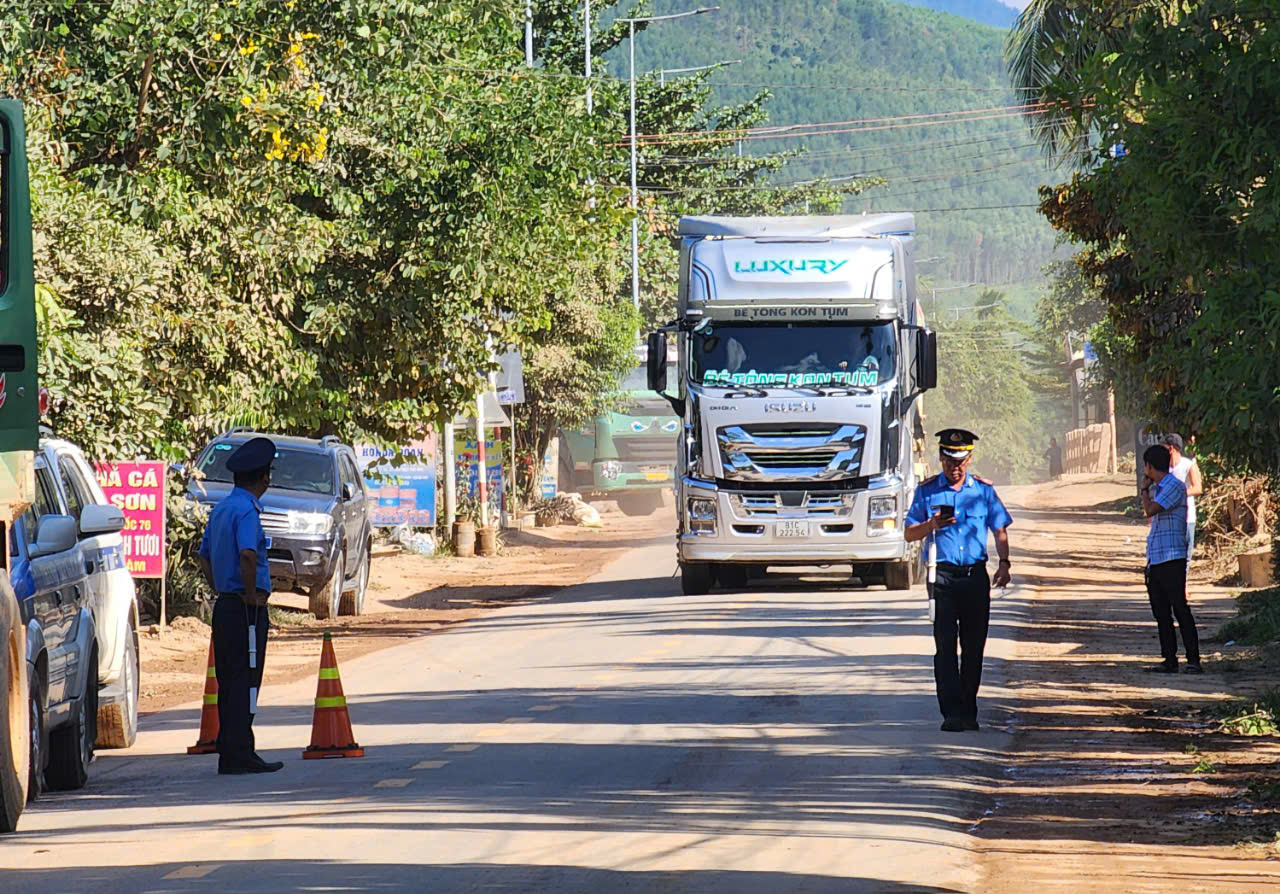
356, 437, 437, 528
455, 431, 505, 517
95, 461, 167, 578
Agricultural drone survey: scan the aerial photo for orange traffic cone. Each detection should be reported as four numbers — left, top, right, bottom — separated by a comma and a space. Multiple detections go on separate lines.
302, 632, 364, 759
187, 637, 220, 754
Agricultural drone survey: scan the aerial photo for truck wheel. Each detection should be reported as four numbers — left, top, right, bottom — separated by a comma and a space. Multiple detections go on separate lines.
617, 491, 663, 516
97, 629, 139, 749
340, 544, 370, 617
310, 553, 344, 620
26, 676, 42, 803
46, 654, 97, 792
680, 563, 714, 596
884, 561, 912, 591
0, 632, 29, 831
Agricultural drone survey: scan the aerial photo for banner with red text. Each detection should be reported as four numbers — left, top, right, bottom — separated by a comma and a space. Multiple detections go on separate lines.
95, 461, 167, 579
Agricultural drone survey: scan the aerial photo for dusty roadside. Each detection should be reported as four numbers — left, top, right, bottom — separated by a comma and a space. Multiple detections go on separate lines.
139, 502, 672, 715
977, 475, 1280, 892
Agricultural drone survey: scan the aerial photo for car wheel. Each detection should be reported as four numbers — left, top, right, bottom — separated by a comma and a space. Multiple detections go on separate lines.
0, 637, 29, 831
340, 544, 370, 617
46, 652, 97, 792
25, 674, 42, 805
680, 562, 714, 596
310, 553, 344, 621
96, 630, 139, 749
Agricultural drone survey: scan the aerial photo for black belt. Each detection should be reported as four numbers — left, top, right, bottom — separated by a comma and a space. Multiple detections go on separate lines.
217, 592, 271, 607
936, 562, 986, 576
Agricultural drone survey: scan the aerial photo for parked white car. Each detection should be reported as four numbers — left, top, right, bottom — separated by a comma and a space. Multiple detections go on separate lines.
38, 436, 141, 748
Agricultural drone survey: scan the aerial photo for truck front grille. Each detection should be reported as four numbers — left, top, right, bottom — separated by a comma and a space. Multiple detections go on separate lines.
730, 492, 852, 518
717, 423, 865, 482
616, 436, 677, 464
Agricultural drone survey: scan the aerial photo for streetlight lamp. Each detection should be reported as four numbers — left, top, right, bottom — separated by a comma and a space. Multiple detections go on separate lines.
658, 59, 741, 87
621, 6, 720, 311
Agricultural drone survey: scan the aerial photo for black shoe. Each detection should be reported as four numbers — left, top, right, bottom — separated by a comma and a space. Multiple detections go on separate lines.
940, 718, 966, 732
218, 761, 252, 775
961, 718, 980, 731
245, 754, 284, 773
1184, 663, 1204, 675
1144, 662, 1178, 674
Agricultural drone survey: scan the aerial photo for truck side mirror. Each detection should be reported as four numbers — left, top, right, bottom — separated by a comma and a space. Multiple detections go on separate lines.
916, 328, 937, 391
647, 332, 668, 393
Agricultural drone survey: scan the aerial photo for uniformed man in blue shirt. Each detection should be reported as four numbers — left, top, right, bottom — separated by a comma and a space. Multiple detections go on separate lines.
197, 437, 284, 774
905, 429, 1013, 732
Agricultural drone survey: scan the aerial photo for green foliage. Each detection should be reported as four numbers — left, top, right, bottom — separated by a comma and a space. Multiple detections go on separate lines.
927, 292, 1041, 483
1217, 587, 1280, 647
628, 0, 1060, 285
1033, 1, 1280, 474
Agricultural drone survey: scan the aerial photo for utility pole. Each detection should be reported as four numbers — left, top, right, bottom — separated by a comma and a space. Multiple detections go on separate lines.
623, 6, 719, 311
584, 0, 592, 113
525, 1, 534, 67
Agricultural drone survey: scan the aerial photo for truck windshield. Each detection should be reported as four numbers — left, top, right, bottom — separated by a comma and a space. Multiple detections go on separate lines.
692, 321, 895, 389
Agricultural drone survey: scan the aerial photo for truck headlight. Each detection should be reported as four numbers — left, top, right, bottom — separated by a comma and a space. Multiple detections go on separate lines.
288, 511, 334, 535
598, 461, 622, 481
868, 495, 897, 535
688, 497, 717, 535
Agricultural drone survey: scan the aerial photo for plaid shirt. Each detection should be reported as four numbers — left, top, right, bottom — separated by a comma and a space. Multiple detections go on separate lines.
1146, 473, 1188, 566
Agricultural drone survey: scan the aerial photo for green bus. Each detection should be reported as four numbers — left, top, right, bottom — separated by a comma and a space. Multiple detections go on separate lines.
557, 352, 679, 516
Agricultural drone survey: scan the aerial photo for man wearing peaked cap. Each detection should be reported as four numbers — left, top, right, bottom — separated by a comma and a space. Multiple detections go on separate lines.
197, 436, 284, 774
904, 428, 1013, 733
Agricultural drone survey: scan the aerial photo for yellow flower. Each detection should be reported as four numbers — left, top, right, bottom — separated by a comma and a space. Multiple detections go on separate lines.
286, 0, 296, 8
239, 39, 258, 56
211, 32, 222, 42
240, 95, 253, 108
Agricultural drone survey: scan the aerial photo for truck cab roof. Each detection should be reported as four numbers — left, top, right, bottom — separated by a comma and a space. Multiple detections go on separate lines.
678, 214, 915, 239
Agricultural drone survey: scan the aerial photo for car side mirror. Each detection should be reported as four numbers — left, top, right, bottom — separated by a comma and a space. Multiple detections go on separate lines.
30, 515, 79, 559
79, 503, 126, 536
343, 482, 358, 501
647, 332, 668, 393
915, 328, 937, 391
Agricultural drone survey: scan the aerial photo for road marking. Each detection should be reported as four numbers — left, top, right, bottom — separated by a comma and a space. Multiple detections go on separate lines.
163, 865, 223, 880
502, 716, 534, 724
447, 744, 480, 752
528, 705, 558, 712
412, 760, 450, 770
374, 778, 413, 788
476, 728, 503, 738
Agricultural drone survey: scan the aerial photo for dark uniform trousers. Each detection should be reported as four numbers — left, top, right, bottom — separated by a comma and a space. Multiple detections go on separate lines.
932, 564, 991, 721
1145, 559, 1199, 665
213, 596, 270, 762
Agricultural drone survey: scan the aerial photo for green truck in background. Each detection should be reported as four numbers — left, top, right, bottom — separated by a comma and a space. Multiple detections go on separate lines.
557, 349, 679, 517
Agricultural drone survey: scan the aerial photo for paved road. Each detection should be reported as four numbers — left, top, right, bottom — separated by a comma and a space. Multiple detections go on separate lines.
2, 539, 1022, 892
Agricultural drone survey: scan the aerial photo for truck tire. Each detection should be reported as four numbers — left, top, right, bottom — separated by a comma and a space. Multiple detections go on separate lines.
46, 653, 97, 792
340, 543, 370, 617
310, 552, 344, 620
0, 629, 29, 832
617, 491, 663, 517
26, 675, 43, 804
680, 563, 714, 596
97, 629, 139, 749
884, 561, 912, 591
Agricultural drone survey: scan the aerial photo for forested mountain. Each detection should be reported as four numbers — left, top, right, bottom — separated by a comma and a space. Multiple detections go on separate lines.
619, 0, 1059, 285
896, 0, 1017, 29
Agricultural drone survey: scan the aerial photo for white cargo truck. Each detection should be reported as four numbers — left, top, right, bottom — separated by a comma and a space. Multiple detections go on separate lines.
646, 214, 938, 595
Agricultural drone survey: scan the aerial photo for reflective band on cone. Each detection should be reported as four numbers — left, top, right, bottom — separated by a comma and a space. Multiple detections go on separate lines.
187, 637, 220, 754
302, 632, 364, 759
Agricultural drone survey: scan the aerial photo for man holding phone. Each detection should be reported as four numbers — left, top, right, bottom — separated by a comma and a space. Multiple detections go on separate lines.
905, 428, 1013, 732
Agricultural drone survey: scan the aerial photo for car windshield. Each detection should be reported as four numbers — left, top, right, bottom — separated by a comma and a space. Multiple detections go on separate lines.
691, 321, 896, 389
199, 444, 336, 495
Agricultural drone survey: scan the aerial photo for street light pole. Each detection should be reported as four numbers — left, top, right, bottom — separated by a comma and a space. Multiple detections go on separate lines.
622, 6, 719, 312
658, 59, 741, 87
584, 0, 592, 113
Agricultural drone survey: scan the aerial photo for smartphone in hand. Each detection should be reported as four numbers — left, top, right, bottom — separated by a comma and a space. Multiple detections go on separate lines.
937, 504, 955, 520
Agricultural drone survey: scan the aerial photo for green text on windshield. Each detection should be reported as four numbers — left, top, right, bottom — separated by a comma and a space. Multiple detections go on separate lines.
692, 321, 896, 388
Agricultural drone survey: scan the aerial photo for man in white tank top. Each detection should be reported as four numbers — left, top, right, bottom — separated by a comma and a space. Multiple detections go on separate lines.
1161, 434, 1202, 556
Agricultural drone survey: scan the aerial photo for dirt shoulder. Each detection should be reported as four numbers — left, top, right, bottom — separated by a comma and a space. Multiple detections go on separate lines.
977, 475, 1280, 892
139, 502, 672, 716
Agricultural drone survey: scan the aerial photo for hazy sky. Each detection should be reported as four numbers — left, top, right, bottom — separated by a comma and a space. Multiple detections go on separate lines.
998, 0, 1030, 8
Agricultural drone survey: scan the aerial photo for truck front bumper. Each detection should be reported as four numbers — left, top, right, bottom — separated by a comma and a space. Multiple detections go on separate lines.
593, 460, 674, 491
676, 476, 908, 565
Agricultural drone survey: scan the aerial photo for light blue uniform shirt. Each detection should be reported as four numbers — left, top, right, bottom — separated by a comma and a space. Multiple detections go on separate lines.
906, 473, 1013, 565
1146, 473, 1188, 566
198, 488, 271, 594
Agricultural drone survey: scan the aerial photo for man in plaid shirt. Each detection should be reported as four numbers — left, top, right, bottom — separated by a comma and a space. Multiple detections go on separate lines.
1140, 444, 1201, 674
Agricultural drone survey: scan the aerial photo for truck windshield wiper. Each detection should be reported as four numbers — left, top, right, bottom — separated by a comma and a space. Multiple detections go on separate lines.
789, 385, 874, 397
704, 384, 769, 398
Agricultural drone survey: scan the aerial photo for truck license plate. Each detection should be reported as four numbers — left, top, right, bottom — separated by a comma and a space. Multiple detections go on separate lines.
776, 520, 810, 538
643, 469, 670, 481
